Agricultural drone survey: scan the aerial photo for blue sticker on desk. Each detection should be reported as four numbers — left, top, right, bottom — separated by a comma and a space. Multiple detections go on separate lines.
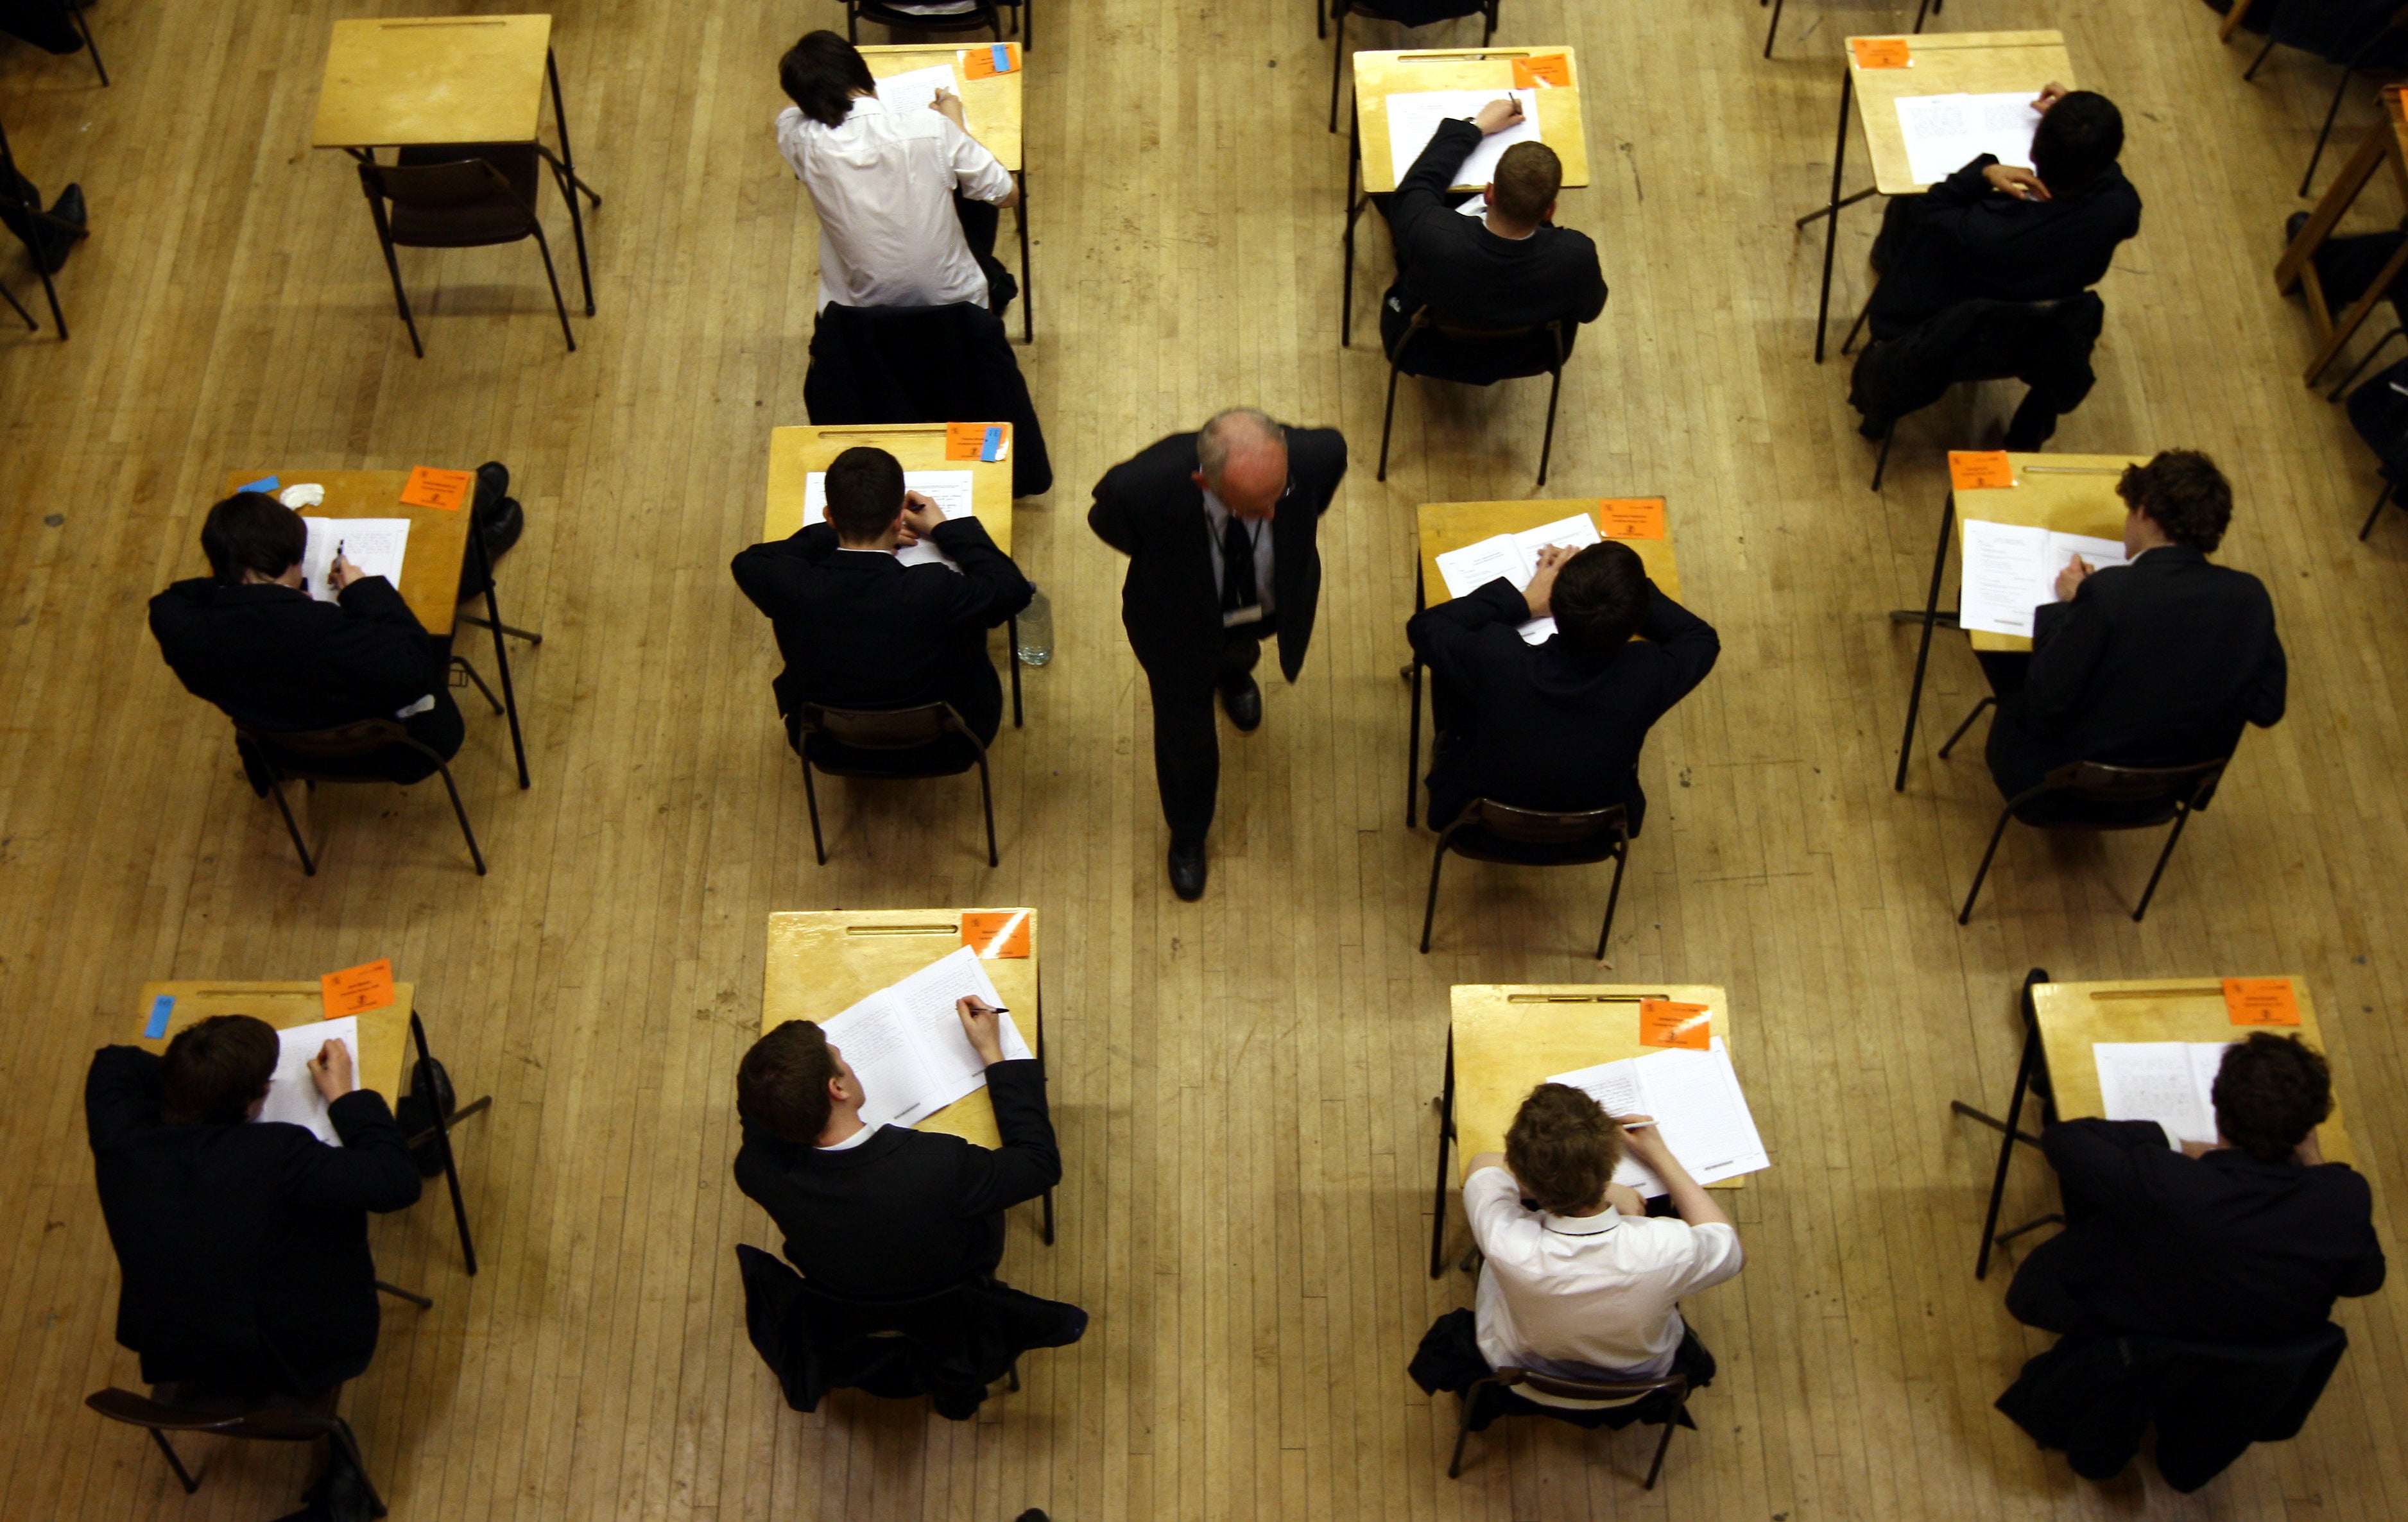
143, 995, 174, 1038
992, 44, 1012, 73
981, 425, 1006, 463
238, 475, 279, 494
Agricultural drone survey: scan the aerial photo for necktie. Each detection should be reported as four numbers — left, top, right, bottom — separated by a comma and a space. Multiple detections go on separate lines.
1221, 513, 1258, 613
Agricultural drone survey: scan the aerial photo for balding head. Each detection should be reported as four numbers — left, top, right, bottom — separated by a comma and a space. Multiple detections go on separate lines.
1193, 407, 1287, 520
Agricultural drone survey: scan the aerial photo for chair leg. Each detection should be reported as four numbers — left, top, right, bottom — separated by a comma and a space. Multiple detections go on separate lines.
1594, 840, 1630, 962
1763, 0, 1784, 59
67, 0, 108, 86
451, 655, 505, 715
2303, 66, 2355, 196
1958, 805, 2018, 925
976, 753, 999, 868
327, 1417, 388, 1519
801, 758, 828, 866
1328, 12, 1346, 134
0, 274, 35, 331
1377, 359, 1404, 481
1911, 0, 1932, 31
1006, 1360, 1021, 1392
146, 1428, 199, 1494
2131, 803, 2194, 923
1535, 366, 1563, 486
1419, 836, 1449, 953
528, 227, 577, 353
264, 776, 318, 876
1042, 1186, 1055, 1244
1870, 422, 1897, 492
2244, 32, 2279, 81
1937, 695, 1995, 759
411, 1012, 482, 1274
1481, 0, 1495, 45
1840, 295, 1872, 357
1642, 1401, 1681, 1489
1006, 615, 1024, 727
364, 190, 424, 359
2362, 481, 2394, 540
428, 762, 489, 876
1447, 1383, 1485, 1478
374, 1279, 434, 1308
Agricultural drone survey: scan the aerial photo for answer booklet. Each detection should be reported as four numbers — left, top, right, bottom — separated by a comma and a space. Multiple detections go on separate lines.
816, 945, 1033, 1131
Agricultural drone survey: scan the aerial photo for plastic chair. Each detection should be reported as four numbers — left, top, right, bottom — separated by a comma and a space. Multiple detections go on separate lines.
234, 717, 489, 876
1378, 306, 1571, 486
356, 146, 589, 357
85, 1383, 387, 1517
1448, 1366, 1691, 1484
794, 701, 999, 867
1421, 798, 1629, 955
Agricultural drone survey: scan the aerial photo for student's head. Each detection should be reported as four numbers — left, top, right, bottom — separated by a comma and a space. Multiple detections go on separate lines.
1504, 1082, 1621, 1216
2030, 91, 2123, 194
200, 492, 307, 585
1490, 141, 1563, 224
1549, 540, 1651, 660
2212, 1032, 2333, 1165
737, 1020, 856, 1143
823, 446, 907, 544
1193, 407, 1287, 520
2116, 449, 2232, 552
780, 30, 876, 128
159, 1014, 279, 1125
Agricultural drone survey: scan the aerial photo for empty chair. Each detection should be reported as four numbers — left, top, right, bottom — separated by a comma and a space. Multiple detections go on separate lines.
236, 717, 490, 876
793, 701, 999, 867
86, 1383, 386, 1517
355, 146, 592, 357
1379, 306, 1572, 485
1849, 293, 2106, 491
1420, 798, 1628, 955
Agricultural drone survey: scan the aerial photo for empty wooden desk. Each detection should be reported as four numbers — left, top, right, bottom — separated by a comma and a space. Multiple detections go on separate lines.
2275, 83, 2408, 386
1798, 31, 2073, 361
862, 42, 1033, 342
1432, 983, 1743, 1277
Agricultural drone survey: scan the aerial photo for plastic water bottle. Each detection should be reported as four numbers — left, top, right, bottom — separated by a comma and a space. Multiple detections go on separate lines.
1015, 585, 1053, 666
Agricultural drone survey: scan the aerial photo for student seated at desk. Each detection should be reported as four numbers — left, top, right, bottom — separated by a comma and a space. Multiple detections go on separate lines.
1411, 1083, 1741, 1421
1379, 97, 1608, 359
2007, 1033, 2384, 1342
733, 998, 1060, 1297
1980, 450, 2285, 804
1866, 83, 2141, 344
149, 487, 481, 786
1406, 540, 1717, 831
730, 445, 1032, 748
773, 30, 1021, 317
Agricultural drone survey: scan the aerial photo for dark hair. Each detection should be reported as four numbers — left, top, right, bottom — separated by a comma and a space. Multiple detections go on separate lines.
780, 31, 876, 128
2117, 449, 2232, 551
739, 1020, 841, 1142
200, 492, 307, 584
1504, 1082, 1621, 1215
1492, 141, 1563, 223
1550, 540, 1651, 659
160, 1014, 279, 1125
2212, 1032, 2333, 1165
823, 447, 907, 543
2031, 91, 2123, 194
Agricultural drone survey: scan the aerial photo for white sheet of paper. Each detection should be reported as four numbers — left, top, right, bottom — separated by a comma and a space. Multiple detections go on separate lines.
813, 946, 1031, 1133
1894, 90, 2042, 187
801, 469, 978, 569
888, 945, 1033, 1104
1431, 513, 1600, 645
874, 63, 960, 116
816, 991, 927, 1133
256, 1017, 361, 1147
1385, 89, 1542, 187
2094, 1041, 2231, 1149
300, 518, 409, 604
1547, 1039, 1771, 1199
1957, 520, 2128, 637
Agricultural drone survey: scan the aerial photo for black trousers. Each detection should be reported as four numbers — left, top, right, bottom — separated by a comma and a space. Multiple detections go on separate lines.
1146, 624, 1271, 849
953, 193, 1017, 321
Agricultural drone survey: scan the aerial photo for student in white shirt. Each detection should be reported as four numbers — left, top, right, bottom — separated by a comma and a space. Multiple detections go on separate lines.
1409, 1082, 1742, 1430
773, 31, 1020, 316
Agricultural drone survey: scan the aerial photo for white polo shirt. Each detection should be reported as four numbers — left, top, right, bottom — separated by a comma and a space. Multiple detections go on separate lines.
773, 95, 1015, 312
1465, 1165, 1744, 1407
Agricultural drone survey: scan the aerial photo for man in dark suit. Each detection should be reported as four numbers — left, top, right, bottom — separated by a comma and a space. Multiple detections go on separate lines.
1868, 84, 2142, 343
2008, 1033, 2384, 1343
1982, 449, 2286, 802
1408, 540, 1718, 831
730, 445, 1032, 749
734, 998, 1059, 1298
1379, 97, 1608, 359
1088, 408, 1348, 899
87, 1016, 423, 1394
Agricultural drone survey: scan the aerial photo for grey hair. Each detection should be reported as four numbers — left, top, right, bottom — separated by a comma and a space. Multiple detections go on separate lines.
1196, 407, 1282, 483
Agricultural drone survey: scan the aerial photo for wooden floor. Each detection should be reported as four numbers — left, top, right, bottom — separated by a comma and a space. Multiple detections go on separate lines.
3, 0, 2404, 1516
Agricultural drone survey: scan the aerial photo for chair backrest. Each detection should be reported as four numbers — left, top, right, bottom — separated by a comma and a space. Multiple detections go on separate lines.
796, 702, 972, 753
86, 1385, 338, 1442
357, 155, 524, 216
1939, 294, 2106, 385
1458, 798, 1628, 847
1395, 304, 1570, 358
1493, 1365, 1688, 1405
2042, 755, 2227, 803
235, 717, 413, 761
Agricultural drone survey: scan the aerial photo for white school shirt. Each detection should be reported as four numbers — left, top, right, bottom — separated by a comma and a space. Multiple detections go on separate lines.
1465, 1166, 1744, 1407
1201, 489, 1278, 626
814, 1123, 882, 1152
774, 95, 1014, 312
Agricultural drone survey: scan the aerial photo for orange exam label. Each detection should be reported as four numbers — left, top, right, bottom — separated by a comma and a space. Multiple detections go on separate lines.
1639, 1000, 1712, 1050
2223, 978, 2301, 1027
1852, 38, 1912, 69
945, 422, 990, 459
1512, 54, 1571, 89
1598, 498, 1666, 539
320, 959, 397, 1019
963, 911, 1032, 958
963, 43, 1019, 80
1948, 451, 2015, 491
399, 466, 473, 511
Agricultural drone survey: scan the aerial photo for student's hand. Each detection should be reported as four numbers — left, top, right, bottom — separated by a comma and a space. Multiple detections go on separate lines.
956, 996, 1008, 1066
2294, 1129, 2325, 1167
309, 1040, 356, 1102
1522, 542, 1576, 619
2054, 554, 2093, 602
1465, 1151, 1506, 1177
899, 493, 945, 545
1473, 97, 1525, 134
932, 88, 968, 129
1604, 1181, 1646, 1216
2032, 80, 2070, 115
1982, 164, 2051, 202
1612, 1114, 1667, 1159
328, 554, 367, 592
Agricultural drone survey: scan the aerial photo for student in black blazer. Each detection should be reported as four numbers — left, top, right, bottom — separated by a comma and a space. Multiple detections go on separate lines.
1983, 450, 2286, 802
1408, 540, 1718, 832
1088, 409, 1348, 900
730, 445, 1032, 749
734, 999, 1060, 1298
148, 489, 464, 785
87, 1015, 422, 1394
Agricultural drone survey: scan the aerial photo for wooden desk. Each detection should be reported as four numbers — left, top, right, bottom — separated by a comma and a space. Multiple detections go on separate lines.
1800, 31, 2074, 361
1405, 497, 1680, 825
136, 981, 411, 1105
220, 470, 472, 638
313, 15, 554, 150
761, 424, 1017, 551
1891, 452, 2146, 791
861, 43, 1033, 343
1432, 982, 1742, 1278
2275, 85, 2408, 385
761, 909, 1042, 1151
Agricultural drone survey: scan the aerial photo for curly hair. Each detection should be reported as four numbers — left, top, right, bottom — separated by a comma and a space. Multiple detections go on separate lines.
2117, 449, 2233, 552
2211, 1032, 2333, 1165
1504, 1082, 1621, 1215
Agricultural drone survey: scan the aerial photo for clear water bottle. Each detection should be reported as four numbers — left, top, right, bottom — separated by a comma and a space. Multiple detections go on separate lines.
1015, 585, 1053, 666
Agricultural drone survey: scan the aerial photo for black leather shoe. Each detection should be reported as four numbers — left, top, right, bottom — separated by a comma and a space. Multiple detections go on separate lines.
35, 183, 86, 271
1219, 673, 1262, 731
474, 460, 510, 503
481, 496, 525, 560
1168, 844, 1207, 901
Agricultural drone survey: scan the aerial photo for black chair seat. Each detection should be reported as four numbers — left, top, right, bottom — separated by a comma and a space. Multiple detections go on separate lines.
387, 145, 544, 246
1394, 323, 1567, 386
1441, 821, 1625, 868
803, 731, 981, 776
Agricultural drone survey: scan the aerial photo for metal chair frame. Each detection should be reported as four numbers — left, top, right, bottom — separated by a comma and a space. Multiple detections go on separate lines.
1448, 1366, 1691, 1485
356, 151, 581, 357
1327, 0, 1498, 133
234, 713, 492, 877
846, 0, 1027, 49
1947, 968, 2064, 1279
1420, 797, 1630, 957
795, 701, 999, 867
0, 116, 84, 338
1377, 306, 1569, 486
87, 1383, 389, 1516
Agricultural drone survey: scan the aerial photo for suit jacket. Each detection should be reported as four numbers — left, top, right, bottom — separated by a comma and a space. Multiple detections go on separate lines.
2006, 1120, 2385, 1344
85, 1047, 423, 1394
1087, 427, 1348, 688
729, 519, 1032, 739
1986, 545, 2287, 798
1407, 577, 1718, 832
148, 576, 445, 735
1384, 118, 1609, 332
732, 1059, 1059, 1299
1869, 153, 2141, 338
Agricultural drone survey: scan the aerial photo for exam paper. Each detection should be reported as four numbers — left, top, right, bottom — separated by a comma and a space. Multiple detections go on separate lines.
1386, 88, 1542, 187
1894, 90, 2042, 187
802, 469, 977, 569
874, 63, 961, 115
1548, 1039, 1770, 1198
2094, 1041, 2231, 1149
816, 946, 1031, 1132
1431, 511, 1601, 644
300, 518, 410, 604
257, 1018, 361, 1147
1957, 520, 2127, 637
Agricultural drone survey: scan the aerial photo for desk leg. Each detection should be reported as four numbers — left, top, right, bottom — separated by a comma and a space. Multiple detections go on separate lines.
1006, 615, 1023, 727
547, 48, 600, 316
1428, 1032, 1455, 1279
468, 513, 533, 790
1405, 578, 1425, 828
1953, 969, 2052, 1280
1342, 118, 1364, 346
411, 1012, 483, 1276
1036, 981, 1054, 1245
1893, 488, 1954, 792
1015, 169, 1033, 344
2307, 235, 2408, 385
1814, 71, 1852, 363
